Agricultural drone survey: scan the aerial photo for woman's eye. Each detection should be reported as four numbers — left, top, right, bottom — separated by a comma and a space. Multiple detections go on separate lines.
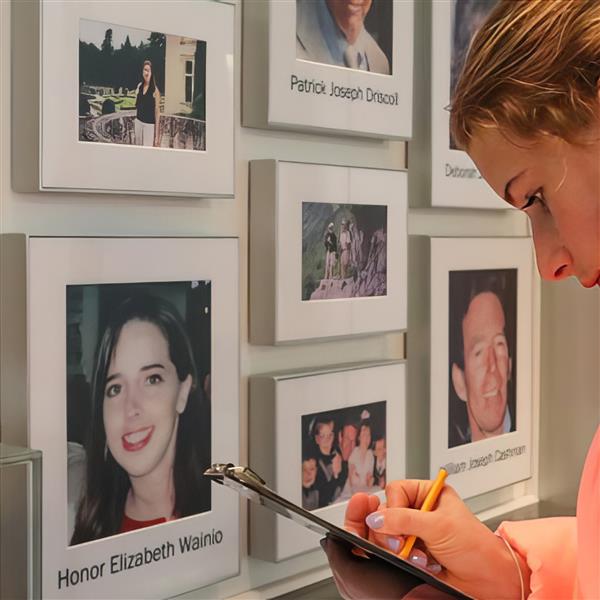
146, 373, 163, 385
105, 384, 121, 398
522, 190, 545, 210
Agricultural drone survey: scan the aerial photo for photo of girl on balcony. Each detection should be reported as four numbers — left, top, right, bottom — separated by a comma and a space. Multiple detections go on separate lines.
79, 19, 207, 152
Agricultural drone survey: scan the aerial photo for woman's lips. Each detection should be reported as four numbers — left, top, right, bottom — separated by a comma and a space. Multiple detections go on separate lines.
122, 426, 154, 452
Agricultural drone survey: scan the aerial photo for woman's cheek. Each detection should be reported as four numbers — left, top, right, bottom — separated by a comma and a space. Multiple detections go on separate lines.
103, 403, 120, 444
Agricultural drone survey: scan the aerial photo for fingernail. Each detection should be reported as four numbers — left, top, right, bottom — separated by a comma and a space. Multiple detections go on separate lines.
386, 536, 404, 553
426, 562, 443, 575
409, 548, 428, 569
365, 512, 384, 529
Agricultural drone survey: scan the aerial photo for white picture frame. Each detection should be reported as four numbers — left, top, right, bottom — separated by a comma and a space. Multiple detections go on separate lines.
25, 236, 239, 599
249, 160, 408, 344
242, 0, 414, 139
428, 237, 535, 498
13, 0, 234, 197
249, 361, 406, 561
430, 0, 504, 209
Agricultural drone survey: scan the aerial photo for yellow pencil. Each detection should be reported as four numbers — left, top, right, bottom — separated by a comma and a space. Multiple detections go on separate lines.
399, 468, 448, 559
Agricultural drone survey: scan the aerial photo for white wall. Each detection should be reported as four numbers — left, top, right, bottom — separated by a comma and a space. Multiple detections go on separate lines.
1, 1, 597, 598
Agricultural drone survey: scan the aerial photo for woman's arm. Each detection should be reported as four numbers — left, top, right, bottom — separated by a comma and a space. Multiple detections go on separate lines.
496, 517, 577, 599
154, 90, 161, 147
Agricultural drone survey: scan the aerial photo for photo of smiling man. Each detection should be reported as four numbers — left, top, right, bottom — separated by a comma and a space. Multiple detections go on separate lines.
447, 269, 517, 448
66, 281, 211, 545
296, 0, 393, 74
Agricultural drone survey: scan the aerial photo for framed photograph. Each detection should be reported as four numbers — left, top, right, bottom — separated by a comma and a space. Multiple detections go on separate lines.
249, 361, 406, 561
25, 237, 239, 598
242, 0, 414, 139
427, 238, 535, 498
249, 160, 407, 344
13, 1, 233, 196
430, 0, 505, 208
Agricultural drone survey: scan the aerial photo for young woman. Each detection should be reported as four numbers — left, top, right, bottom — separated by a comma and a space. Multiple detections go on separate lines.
70, 294, 210, 544
134, 60, 161, 147
325, 1, 599, 598
346, 420, 375, 494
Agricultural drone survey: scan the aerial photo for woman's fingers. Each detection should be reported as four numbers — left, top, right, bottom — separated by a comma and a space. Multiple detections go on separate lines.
385, 479, 456, 510
322, 536, 429, 600
344, 493, 380, 538
365, 507, 439, 541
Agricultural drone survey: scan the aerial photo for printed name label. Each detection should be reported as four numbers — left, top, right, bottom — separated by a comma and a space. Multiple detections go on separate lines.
442, 444, 527, 476
57, 529, 224, 590
290, 74, 401, 106
445, 163, 482, 179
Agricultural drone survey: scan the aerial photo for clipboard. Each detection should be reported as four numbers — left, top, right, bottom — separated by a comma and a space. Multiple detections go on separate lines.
205, 463, 474, 600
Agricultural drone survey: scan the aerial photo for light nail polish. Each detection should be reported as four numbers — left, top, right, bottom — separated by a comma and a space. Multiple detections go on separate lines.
386, 536, 403, 553
409, 549, 428, 569
427, 562, 443, 575
385, 537, 400, 554
365, 512, 384, 529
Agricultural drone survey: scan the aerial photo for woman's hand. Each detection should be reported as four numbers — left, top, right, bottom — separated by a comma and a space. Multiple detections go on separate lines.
349, 481, 530, 600
322, 535, 451, 600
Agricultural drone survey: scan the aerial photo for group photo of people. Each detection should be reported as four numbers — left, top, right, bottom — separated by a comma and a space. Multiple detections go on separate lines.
448, 269, 518, 448
79, 19, 207, 151
66, 281, 212, 545
302, 202, 387, 301
301, 401, 386, 510
296, 0, 393, 75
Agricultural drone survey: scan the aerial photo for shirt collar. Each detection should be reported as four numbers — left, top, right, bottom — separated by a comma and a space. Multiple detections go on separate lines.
316, 0, 368, 68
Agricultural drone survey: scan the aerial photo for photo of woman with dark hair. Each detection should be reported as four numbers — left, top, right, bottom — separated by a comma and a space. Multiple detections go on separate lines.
134, 59, 161, 147
346, 413, 375, 494
70, 291, 210, 545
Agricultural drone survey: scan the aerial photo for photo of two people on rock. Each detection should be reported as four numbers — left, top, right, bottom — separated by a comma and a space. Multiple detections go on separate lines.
302, 202, 387, 301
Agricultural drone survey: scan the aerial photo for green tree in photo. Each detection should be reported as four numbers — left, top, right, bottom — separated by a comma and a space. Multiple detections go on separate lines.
191, 41, 207, 121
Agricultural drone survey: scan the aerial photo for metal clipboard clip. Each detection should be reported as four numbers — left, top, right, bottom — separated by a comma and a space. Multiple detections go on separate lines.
204, 463, 267, 503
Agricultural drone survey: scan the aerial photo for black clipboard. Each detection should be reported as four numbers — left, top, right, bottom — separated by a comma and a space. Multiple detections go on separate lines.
205, 463, 474, 600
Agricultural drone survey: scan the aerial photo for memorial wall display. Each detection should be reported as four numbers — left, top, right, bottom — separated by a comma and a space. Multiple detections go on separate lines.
430, 0, 504, 208
13, 0, 234, 197
249, 361, 406, 561
249, 160, 407, 344
427, 237, 535, 498
243, 0, 414, 138
23, 236, 239, 599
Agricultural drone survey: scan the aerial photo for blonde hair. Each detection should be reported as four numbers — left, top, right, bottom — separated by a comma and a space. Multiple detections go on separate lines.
450, 0, 600, 149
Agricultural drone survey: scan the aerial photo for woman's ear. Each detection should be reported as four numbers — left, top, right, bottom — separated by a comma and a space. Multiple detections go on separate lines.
176, 374, 193, 414
451, 363, 468, 403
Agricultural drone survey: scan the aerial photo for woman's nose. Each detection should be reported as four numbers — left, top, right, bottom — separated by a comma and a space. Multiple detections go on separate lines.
124, 389, 142, 418
531, 218, 573, 281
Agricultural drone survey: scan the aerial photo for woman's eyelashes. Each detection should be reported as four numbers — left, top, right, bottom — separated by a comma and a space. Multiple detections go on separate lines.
145, 373, 163, 385
104, 371, 164, 398
105, 382, 121, 398
521, 189, 545, 211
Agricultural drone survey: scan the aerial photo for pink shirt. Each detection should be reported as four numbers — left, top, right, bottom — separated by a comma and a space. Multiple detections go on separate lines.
498, 425, 600, 598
